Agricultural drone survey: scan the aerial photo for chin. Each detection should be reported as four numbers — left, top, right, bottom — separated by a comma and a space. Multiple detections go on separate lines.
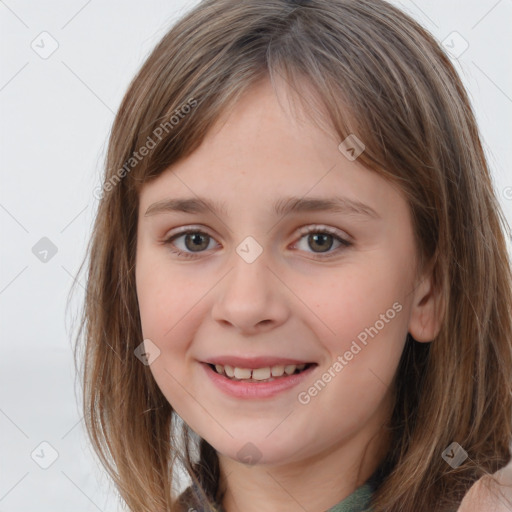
207, 435, 303, 468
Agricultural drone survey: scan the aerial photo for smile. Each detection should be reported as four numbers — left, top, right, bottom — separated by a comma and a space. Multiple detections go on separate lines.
202, 361, 318, 399
209, 363, 314, 382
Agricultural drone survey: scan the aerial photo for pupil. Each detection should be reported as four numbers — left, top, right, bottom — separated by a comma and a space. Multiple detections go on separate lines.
309, 233, 333, 253
186, 233, 209, 251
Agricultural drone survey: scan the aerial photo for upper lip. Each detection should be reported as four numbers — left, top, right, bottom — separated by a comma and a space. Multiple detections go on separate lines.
204, 356, 315, 369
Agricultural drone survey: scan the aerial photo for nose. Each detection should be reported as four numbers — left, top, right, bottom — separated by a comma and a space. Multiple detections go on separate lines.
211, 249, 290, 335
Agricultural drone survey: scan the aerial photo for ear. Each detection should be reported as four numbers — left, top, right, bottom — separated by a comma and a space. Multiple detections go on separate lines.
408, 269, 444, 343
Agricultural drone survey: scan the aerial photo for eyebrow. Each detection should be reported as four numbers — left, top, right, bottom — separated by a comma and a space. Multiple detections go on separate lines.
144, 195, 380, 219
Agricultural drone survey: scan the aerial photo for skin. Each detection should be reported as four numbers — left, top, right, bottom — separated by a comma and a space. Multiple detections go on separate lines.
458, 463, 512, 512
135, 77, 443, 512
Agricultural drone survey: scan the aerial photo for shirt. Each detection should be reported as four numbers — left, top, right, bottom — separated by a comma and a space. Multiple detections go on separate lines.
178, 463, 386, 512
325, 477, 376, 512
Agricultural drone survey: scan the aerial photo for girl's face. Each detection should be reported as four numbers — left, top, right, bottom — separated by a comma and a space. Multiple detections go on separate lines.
135, 79, 437, 468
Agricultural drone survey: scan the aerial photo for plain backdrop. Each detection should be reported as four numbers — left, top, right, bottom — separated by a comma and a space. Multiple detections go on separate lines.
1, 0, 511, 510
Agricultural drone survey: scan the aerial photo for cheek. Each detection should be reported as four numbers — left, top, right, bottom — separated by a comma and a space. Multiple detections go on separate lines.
293, 258, 411, 418
135, 256, 204, 414
300, 261, 410, 351
136, 242, 199, 338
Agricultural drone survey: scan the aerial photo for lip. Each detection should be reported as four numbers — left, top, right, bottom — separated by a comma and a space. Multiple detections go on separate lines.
201, 361, 317, 399
204, 356, 314, 369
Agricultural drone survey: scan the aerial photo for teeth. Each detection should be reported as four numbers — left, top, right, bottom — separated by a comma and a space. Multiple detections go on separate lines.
252, 367, 271, 380
234, 367, 252, 379
284, 365, 297, 375
211, 363, 309, 380
270, 365, 284, 377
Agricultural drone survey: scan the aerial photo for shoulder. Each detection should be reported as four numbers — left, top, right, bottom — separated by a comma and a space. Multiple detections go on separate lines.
457, 462, 512, 512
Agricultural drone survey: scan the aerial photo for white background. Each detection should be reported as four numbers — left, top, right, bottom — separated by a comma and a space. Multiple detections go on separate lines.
1, 0, 511, 510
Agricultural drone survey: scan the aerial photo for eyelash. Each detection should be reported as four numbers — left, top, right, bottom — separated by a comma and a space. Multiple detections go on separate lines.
162, 225, 353, 260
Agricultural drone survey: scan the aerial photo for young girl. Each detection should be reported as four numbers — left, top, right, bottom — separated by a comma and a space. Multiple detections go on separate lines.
73, 0, 512, 510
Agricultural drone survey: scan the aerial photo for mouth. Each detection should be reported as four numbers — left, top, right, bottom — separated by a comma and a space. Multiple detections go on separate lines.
206, 362, 317, 383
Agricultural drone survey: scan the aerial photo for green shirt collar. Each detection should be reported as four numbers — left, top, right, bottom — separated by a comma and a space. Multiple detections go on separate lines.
325, 481, 374, 512
325, 461, 388, 512
182, 462, 386, 512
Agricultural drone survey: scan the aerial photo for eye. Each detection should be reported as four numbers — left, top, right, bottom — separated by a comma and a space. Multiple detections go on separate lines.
163, 229, 217, 259
162, 225, 352, 259
292, 225, 352, 258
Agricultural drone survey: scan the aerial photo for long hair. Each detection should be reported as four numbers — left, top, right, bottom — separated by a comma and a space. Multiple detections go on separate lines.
71, 1, 512, 510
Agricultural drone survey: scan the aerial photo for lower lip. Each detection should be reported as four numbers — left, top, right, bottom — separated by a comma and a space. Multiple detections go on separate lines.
202, 362, 316, 399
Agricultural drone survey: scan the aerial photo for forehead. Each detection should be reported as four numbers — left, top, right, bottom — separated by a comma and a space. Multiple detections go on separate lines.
138, 79, 406, 225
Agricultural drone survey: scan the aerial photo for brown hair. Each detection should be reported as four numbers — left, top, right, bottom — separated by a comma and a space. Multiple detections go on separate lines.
71, 0, 512, 510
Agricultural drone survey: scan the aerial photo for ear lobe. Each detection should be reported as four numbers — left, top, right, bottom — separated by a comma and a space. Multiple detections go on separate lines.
408, 272, 444, 343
